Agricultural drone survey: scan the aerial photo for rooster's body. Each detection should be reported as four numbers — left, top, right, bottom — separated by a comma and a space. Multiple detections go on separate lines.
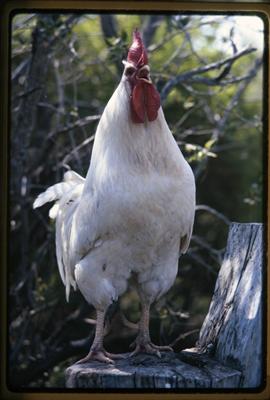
34, 31, 195, 363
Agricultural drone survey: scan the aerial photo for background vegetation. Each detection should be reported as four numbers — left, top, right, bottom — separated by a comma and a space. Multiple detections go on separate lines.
9, 13, 264, 388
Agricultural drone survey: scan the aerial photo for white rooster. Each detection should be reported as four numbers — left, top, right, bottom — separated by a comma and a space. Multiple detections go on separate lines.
33, 30, 196, 364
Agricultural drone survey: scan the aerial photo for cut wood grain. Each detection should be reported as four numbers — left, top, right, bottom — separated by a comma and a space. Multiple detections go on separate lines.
65, 223, 263, 389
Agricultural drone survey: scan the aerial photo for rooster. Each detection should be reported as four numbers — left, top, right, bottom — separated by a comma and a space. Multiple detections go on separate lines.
33, 30, 196, 364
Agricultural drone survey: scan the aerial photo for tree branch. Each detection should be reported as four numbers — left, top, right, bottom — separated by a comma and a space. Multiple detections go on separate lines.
60, 134, 95, 167
160, 47, 257, 101
196, 205, 231, 225
46, 115, 101, 142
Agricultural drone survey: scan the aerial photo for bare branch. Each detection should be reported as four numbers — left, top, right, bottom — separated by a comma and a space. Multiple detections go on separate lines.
169, 329, 200, 347
187, 62, 262, 87
46, 115, 101, 142
187, 252, 217, 276
160, 47, 257, 101
60, 135, 95, 167
192, 235, 225, 264
196, 205, 231, 225
12, 58, 30, 81
193, 57, 262, 179
100, 14, 118, 39
211, 57, 263, 141
142, 16, 164, 48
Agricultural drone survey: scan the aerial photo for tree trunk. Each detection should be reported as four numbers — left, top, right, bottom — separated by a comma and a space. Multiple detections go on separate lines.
11, 15, 57, 199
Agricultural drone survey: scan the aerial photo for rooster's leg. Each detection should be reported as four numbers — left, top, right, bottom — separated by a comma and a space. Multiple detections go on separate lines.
75, 309, 124, 364
129, 302, 173, 358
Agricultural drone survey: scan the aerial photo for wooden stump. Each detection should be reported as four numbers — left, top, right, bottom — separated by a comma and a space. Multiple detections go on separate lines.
65, 223, 263, 389
65, 352, 241, 389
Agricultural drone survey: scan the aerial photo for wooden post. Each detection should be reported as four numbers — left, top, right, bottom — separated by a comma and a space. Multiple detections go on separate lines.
196, 222, 263, 388
65, 223, 263, 389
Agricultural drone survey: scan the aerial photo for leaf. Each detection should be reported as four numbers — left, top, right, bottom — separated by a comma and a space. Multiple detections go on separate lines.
204, 138, 217, 150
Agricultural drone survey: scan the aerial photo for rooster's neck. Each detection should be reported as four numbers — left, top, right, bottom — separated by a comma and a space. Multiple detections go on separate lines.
86, 81, 185, 186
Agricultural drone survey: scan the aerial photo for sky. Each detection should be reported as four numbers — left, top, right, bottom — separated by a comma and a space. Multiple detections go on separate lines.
211, 16, 265, 54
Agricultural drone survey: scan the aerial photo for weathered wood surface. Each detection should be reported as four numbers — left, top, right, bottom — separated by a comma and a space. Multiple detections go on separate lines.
66, 352, 241, 389
65, 223, 263, 389
197, 223, 263, 388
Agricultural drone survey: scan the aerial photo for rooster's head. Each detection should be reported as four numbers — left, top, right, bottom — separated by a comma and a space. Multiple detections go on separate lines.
123, 29, 160, 124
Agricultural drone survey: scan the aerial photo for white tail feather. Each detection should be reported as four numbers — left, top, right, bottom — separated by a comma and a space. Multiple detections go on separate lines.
33, 170, 85, 302
33, 182, 70, 209
49, 203, 60, 219
33, 170, 85, 210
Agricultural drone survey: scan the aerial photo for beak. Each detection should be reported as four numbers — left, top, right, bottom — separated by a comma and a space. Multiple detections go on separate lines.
137, 65, 151, 83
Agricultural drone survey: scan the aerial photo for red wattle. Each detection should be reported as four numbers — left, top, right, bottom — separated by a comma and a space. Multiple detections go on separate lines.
145, 84, 161, 122
130, 81, 160, 124
131, 81, 145, 123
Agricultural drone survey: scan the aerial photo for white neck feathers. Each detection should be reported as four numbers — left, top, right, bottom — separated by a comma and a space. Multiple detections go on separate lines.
86, 80, 186, 186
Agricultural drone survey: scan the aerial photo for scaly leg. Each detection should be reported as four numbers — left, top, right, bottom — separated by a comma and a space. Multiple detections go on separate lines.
129, 302, 173, 358
75, 309, 125, 364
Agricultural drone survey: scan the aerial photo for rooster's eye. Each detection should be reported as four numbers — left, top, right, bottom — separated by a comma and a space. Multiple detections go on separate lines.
125, 67, 136, 76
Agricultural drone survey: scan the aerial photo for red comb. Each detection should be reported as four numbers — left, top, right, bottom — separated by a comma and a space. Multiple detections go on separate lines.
127, 29, 148, 67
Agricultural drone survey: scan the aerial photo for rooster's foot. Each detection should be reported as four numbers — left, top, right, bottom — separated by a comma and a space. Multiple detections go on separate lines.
75, 348, 126, 365
128, 339, 173, 358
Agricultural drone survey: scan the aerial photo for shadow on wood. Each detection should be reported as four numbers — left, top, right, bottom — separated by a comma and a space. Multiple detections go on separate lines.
65, 223, 263, 389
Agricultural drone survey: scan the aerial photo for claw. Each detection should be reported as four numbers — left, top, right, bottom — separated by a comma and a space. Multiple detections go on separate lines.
128, 340, 171, 358
75, 348, 128, 364
155, 349, 161, 358
75, 350, 115, 365
129, 340, 136, 350
104, 351, 127, 360
152, 344, 174, 352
